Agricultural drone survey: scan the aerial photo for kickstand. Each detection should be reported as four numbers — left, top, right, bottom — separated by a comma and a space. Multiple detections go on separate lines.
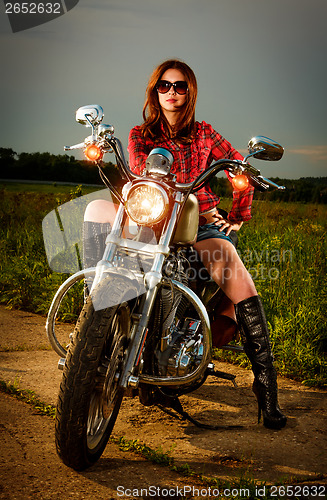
157, 397, 243, 430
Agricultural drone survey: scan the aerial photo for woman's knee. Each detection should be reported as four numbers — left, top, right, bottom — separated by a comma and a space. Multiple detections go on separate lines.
84, 199, 117, 223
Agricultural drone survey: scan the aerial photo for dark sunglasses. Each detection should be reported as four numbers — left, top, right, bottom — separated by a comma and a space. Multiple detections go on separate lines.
156, 80, 188, 95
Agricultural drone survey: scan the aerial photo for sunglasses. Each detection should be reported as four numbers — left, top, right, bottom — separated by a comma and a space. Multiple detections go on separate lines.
156, 80, 188, 95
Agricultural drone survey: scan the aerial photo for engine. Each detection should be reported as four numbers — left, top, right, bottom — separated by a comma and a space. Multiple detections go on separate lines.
155, 318, 203, 377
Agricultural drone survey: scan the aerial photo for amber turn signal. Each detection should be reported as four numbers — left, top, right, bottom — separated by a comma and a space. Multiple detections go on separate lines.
84, 144, 103, 161
231, 174, 250, 191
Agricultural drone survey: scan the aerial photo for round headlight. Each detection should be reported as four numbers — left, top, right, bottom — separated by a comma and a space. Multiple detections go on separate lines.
125, 182, 169, 225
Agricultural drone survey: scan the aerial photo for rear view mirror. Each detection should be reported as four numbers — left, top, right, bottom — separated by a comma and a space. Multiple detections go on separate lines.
76, 105, 104, 127
248, 136, 284, 161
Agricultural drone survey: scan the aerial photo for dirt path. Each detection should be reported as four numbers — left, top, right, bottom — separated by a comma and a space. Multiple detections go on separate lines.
0, 305, 326, 499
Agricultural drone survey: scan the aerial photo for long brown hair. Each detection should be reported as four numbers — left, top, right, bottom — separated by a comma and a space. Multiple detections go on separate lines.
140, 59, 197, 144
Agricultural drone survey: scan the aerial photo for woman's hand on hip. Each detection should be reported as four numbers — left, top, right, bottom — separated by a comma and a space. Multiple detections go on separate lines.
214, 213, 243, 235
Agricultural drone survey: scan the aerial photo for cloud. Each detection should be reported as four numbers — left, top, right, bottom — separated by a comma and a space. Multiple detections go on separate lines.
288, 146, 327, 162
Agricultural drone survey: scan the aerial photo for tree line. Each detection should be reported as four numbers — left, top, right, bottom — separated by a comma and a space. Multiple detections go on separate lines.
0, 147, 121, 187
1, 147, 326, 203
211, 176, 327, 204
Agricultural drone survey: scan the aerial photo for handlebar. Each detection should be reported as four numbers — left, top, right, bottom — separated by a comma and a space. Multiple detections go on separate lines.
64, 135, 286, 194
64, 142, 85, 151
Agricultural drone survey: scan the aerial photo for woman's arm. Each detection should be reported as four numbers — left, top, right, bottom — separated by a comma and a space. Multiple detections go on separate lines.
208, 124, 254, 224
128, 126, 150, 174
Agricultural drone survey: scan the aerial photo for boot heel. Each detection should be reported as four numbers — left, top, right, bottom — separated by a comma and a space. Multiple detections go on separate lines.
253, 376, 287, 429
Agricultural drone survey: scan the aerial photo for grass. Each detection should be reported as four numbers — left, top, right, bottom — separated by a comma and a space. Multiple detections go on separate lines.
216, 199, 327, 387
0, 344, 52, 352
111, 436, 325, 499
0, 183, 326, 387
114, 436, 267, 499
0, 180, 102, 195
0, 186, 85, 319
0, 378, 56, 418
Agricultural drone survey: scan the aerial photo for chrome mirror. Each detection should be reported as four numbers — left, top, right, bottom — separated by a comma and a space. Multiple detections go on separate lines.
76, 105, 104, 127
247, 136, 284, 161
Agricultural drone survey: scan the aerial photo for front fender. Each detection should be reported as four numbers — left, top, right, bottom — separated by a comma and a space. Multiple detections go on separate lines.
46, 269, 94, 357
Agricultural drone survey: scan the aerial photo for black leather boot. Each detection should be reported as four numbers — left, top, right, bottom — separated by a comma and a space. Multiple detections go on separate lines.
235, 295, 287, 430
83, 221, 111, 297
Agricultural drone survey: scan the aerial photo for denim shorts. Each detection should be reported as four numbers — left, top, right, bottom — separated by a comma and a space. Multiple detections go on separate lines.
196, 222, 237, 247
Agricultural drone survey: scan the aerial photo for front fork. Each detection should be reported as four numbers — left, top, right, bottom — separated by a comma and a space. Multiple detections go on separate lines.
119, 281, 161, 389
119, 199, 181, 389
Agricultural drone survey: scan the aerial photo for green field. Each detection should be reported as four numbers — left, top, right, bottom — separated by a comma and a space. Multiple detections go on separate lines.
0, 180, 102, 194
0, 182, 326, 387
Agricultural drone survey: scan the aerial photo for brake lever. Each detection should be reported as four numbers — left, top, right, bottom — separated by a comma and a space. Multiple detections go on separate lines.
259, 176, 286, 190
248, 175, 270, 192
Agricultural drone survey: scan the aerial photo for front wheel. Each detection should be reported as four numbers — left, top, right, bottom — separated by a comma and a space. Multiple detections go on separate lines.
55, 275, 137, 470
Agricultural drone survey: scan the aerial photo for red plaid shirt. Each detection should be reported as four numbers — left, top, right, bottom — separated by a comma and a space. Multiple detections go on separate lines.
128, 120, 254, 223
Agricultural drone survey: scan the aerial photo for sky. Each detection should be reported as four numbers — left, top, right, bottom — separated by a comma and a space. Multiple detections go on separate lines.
0, 0, 326, 179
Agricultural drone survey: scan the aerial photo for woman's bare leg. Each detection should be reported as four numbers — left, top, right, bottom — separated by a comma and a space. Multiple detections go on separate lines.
84, 199, 118, 224
193, 237, 257, 303
194, 237, 287, 429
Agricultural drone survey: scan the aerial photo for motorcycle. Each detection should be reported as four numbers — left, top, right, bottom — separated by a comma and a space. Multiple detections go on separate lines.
43, 104, 285, 471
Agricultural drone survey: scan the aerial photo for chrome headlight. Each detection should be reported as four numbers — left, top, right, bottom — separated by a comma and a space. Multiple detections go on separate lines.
125, 182, 169, 225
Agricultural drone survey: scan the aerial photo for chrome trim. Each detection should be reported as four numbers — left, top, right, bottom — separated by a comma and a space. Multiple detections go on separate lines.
145, 148, 174, 177
128, 376, 139, 388
76, 104, 104, 127
58, 358, 66, 370
138, 279, 212, 387
46, 269, 95, 357
120, 284, 161, 388
119, 195, 184, 388
105, 234, 170, 256
98, 123, 114, 138
125, 181, 170, 225
92, 203, 126, 290
247, 136, 284, 161
259, 176, 286, 190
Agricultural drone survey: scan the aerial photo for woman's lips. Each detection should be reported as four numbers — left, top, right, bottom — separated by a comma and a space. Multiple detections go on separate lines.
166, 98, 177, 103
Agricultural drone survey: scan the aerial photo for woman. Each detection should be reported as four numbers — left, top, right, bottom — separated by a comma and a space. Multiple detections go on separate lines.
84, 59, 287, 430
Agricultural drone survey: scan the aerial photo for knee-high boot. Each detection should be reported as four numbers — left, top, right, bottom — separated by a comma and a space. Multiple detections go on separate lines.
235, 295, 287, 429
83, 221, 111, 297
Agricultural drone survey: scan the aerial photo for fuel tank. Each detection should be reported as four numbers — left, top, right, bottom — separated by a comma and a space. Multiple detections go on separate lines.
173, 194, 199, 245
